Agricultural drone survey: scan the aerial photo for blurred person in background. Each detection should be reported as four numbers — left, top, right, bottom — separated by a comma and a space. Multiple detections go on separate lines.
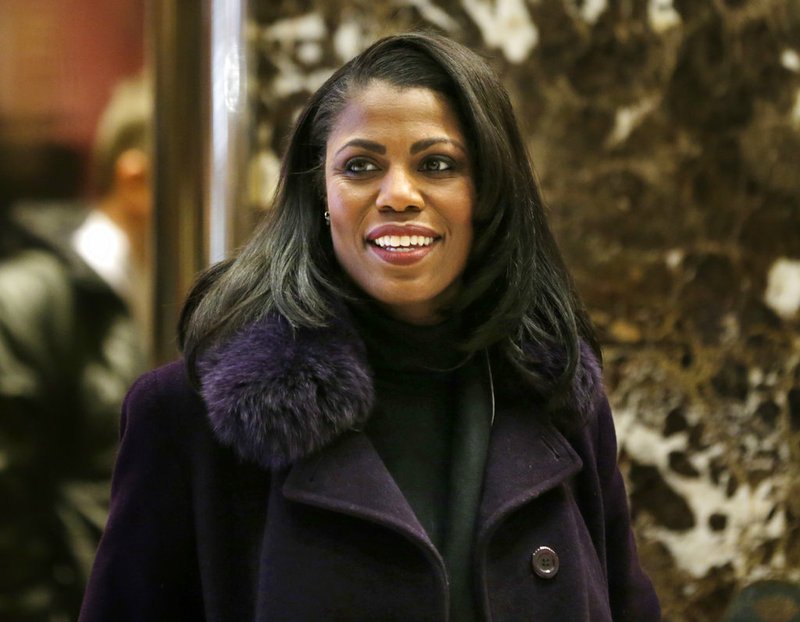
0, 73, 151, 621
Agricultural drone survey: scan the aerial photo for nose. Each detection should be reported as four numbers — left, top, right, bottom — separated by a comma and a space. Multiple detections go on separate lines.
376, 166, 422, 212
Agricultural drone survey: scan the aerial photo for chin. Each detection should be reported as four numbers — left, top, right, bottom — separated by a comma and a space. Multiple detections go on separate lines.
371, 290, 454, 325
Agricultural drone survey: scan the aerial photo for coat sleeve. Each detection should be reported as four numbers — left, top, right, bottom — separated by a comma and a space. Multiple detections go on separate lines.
0, 250, 75, 416
79, 368, 204, 621
591, 395, 662, 621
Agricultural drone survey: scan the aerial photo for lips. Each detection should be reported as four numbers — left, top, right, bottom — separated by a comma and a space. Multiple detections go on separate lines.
365, 224, 441, 265
372, 234, 435, 249
366, 224, 440, 242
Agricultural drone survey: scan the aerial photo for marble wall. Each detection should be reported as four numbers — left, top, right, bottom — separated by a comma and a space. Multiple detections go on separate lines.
245, 1, 800, 619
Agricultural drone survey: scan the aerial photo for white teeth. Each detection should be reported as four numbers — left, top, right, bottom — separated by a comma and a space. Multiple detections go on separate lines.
373, 234, 435, 249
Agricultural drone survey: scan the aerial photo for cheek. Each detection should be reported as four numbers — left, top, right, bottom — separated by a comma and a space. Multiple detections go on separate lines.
325, 178, 373, 237
329, 221, 355, 259
455, 227, 474, 269
325, 175, 353, 212
326, 189, 352, 237
326, 195, 364, 272
451, 188, 475, 252
451, 220, 474, 275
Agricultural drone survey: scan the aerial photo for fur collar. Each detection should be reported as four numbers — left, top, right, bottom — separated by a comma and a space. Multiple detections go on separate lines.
198, 310, 602, 470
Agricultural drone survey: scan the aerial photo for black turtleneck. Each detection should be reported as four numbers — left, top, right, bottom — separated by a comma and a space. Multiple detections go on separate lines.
350, 301, 493, 622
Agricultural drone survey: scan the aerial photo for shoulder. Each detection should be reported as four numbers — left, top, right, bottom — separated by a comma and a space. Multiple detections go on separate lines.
564, 365, 624, 497
559, 343, 619, 475
110, 360, 222, 490
0, 248, 73, 309
121, 360, 208, 440
0, 249, 76, 361
126, 360, 203, 410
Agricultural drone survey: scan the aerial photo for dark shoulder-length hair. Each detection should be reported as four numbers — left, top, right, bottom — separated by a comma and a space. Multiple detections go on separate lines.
180, 31, 599, 422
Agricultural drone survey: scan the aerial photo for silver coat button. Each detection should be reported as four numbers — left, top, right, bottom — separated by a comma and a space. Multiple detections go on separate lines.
531, 546, 559, 579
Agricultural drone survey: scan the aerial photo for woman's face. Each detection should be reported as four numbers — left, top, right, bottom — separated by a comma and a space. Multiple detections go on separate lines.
324, 81, 475, 325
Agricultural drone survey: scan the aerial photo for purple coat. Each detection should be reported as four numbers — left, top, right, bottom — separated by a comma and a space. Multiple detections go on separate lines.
79, 312, 660, 621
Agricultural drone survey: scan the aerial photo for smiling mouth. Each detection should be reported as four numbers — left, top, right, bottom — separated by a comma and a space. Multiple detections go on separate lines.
370, 234, 438, 251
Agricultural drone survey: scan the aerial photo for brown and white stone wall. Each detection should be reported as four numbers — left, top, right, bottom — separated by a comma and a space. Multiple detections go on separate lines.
244, 1, 800, 619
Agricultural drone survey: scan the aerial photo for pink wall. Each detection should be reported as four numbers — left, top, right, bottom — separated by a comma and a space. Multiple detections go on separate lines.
55, 0, 145, 148
0, 0, 144, 151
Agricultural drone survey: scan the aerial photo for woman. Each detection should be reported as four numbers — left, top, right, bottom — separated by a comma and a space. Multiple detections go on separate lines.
80, 33, 660, 621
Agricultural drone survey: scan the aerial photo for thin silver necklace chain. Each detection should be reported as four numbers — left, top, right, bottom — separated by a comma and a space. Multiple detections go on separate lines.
484, 349, 496, 427
420, 348, 496, 426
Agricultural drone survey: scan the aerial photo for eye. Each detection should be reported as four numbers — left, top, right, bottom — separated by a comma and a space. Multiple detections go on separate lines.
343, 158, 379, 174
420, 156, 455, 173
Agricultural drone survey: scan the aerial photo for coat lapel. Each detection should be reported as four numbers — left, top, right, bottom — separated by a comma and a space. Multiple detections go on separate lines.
282, 431, 443, 564
282, 403, 582, 559
476, 404, 583, 543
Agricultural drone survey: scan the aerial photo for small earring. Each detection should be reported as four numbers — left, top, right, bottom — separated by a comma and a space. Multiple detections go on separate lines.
323, 210, 330, 226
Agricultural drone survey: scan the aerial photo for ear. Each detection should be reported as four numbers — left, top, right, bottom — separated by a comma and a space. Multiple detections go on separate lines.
114, 148, 149, 187
112, 148, 152, 222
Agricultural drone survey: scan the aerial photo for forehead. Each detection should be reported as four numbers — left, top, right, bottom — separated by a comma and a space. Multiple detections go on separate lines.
326, 81, 464, 145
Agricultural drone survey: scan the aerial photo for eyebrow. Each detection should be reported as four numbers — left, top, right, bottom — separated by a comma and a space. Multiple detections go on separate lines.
410, 137, 467, 154
335, 139, 385, 156
334, 136, 467, 157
